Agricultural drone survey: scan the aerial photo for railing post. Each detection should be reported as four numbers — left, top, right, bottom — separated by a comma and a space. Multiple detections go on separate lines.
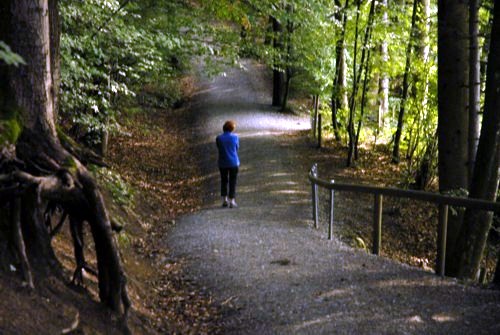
373, 194, 383, 255
329, 188, 335, 240
436, 204, 448, 277
311, 164, 319, 229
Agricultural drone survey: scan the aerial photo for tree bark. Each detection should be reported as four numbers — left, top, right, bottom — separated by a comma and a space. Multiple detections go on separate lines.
331, 0, 348, 142
281, 8, 294, 112
468, 0, 482, 184
479, 5, 493, 106
347, 0, 374, 166
414, 131, 438, 190
49, 0, 61, 118
378, 0, 389, 132
392, 0, 418, 163
437, 0, 469, 277
451, 0, 500, 280
271, 16, 285, 107
1, 0, 130, 317
354, 48, 371, 160
346, 0, 361, 167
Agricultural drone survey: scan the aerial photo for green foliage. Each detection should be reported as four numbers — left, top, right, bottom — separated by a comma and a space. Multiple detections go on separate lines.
116, 230, 132, 247
138, 80, 182, 109
89, 165, 134, 207
59, 0, 209, 144
0, 41, 25, 66
219, 0, 442, 178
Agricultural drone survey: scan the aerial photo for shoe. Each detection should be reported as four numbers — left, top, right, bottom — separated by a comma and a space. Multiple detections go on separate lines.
222, 196, 228, 207
229, 198, 237, 208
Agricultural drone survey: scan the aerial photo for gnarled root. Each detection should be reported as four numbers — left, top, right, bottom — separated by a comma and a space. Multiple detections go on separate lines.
11, 198, 34, 289
1, 141, 130, 318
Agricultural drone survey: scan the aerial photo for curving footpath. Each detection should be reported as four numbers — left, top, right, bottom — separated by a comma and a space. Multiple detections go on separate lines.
165, 60, 500, 334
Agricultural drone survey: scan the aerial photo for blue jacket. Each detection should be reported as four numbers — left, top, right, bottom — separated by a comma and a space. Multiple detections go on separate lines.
216, 131, 240, 168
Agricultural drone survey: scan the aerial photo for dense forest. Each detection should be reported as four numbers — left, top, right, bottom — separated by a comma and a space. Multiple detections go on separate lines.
1, 0, 500, 333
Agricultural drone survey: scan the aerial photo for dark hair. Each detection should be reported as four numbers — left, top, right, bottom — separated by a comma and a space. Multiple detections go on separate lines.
223, 120, 236, 132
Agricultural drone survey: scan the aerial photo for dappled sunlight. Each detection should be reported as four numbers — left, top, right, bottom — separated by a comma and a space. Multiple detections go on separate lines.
292, 313, 340, 331
371, 277, 453, 288
233, 113, 310, 132
291, 311, 392, 333
432, 313, 458, 322
238, 130, 298, 138
271, 189, 308, 195
281, 181, 299, 185
237, 185, 259, 193
316, 289, 350, 299
289, 199, 311, 205
406, 315, 425, 324
270, 172, 293, 177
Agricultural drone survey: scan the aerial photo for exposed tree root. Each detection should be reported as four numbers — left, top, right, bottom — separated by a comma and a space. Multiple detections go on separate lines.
0, 136, 131, 321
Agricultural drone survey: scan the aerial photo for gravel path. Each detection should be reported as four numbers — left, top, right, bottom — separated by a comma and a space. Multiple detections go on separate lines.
166, 60, 500, 334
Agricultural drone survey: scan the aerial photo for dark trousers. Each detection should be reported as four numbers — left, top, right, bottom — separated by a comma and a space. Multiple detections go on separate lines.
220, 167, 238, 198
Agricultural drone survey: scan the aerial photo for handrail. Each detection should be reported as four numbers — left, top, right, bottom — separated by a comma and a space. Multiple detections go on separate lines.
308, 163, 500, 277
309, 169, 500, 212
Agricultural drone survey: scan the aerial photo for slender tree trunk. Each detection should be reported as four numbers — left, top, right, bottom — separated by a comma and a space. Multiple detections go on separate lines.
331, 0, 348, 142
414, 131, 438, 190
451, 0, 500, 280
468, 0, 481, 184
281, 73, 292, 111
392, 0, 418, 163
312, 95, 318, 138
346, 0, 361, 167
437, 0, 470, 277
271, 16, 285, 107
281, 11, 293, 112
479, 6, 493, 107
347, 0, 374, 166
354, 49, 372, 160
412, 0, 433, 187
378, 0, 389, 132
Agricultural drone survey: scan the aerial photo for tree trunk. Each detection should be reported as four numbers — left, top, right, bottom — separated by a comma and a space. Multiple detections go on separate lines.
331, 0, 348, 142
281, 72, 292, 112
451, 0, 500, 280
354, 48, 372, 160
378, 0, 389, 132
49, 0, 61, 119
392, 0, 418, 163
346, 0, 361, 167
414, 131, 438, 190
271, 15, 285, 107
437, 0, 470, 277
0, 0, 130, 318
347, 0, 374, 167
468, 0, 482, 184
281, 11, 294, 112
479, 6, 493, 106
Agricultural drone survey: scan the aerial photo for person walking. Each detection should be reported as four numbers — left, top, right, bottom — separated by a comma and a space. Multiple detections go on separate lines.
216, 120, 240, 208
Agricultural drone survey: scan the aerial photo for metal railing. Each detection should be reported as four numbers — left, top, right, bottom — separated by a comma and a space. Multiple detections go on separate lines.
309, 163, 500, 277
